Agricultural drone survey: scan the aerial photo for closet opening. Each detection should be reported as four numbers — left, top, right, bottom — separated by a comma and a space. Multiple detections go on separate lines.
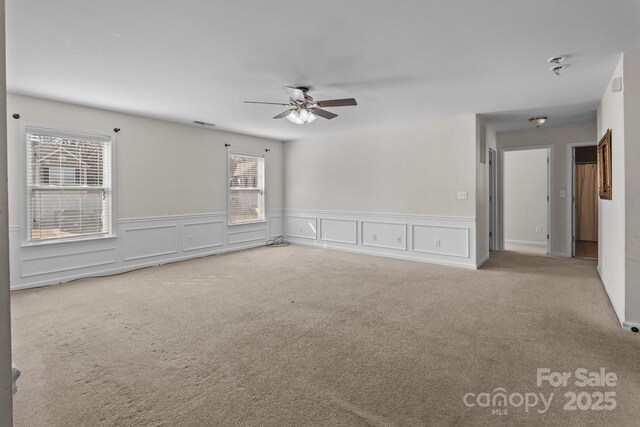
571, 145, 598, 259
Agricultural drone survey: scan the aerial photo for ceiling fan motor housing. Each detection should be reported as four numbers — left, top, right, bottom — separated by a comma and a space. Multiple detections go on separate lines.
244, 86, 357, 123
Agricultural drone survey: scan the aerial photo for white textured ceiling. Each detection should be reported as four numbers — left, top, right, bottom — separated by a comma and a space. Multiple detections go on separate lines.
6, 1, 640, 140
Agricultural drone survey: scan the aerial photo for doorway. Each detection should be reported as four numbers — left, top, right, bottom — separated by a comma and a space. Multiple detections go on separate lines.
571, 145, 598, 259
501, 147, 551, 255
489, 148, 497, 251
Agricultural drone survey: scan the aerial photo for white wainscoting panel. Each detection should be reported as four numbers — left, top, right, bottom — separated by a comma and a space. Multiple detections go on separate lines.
9, 209, 284, 290
228, 226, 268, 245
320, 218, 357, 245
183, 221, 224, 252
361, 221, 407, 250
412, 224, 469, 258
22, 248, 117, 278
285, 216, 317, 240
284, 209, 478, 269
123, 225, 179, 261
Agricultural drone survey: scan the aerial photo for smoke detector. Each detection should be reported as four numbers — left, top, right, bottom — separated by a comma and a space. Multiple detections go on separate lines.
547, 56, 566, 76
547, 56, 565, 65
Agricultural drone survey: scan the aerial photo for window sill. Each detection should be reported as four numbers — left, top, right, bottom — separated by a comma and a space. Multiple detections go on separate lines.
21, 234, 118, 248
227, 220, 267, 227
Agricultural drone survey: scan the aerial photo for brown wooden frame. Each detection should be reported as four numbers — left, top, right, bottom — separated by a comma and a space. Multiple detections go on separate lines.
597, 129, 612, 200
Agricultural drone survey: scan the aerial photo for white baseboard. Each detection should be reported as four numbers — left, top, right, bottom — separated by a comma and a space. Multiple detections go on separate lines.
505, 239, 547, 247
622, 321, 640, 333
476, 253, 490, 268
290, 239, 478, 270
284, 209, 478, 269
10, 210, 284, 290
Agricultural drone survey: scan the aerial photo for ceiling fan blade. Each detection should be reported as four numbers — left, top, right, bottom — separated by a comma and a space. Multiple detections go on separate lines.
244, 101, 290, 106
312, 108, 338, 120
316, 98, 358, 107
286, 86, 306, 102
273, 110, 292, 119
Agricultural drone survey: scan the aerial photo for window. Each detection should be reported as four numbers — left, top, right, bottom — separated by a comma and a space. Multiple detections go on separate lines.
26, 128, 113, 242
228, 152, 265, 225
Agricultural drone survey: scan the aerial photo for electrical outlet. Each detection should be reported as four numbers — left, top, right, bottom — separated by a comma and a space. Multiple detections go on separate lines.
560, 190, 566, 198
434, 239, 441, 247
397, 236, 402, 243
457, 191, 467, 200
536, 226, 542, 233
373, 234, 377, 241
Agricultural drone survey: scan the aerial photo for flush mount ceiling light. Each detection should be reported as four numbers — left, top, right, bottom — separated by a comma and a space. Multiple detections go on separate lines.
529, 116, 547, 127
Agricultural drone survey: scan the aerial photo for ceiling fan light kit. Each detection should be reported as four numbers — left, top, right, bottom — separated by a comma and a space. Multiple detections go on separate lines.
245, 86, 357, 125
286, 108, 317, 124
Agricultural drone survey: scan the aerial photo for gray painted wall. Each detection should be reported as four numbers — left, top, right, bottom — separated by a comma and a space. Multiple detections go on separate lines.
6, 94, 284, 224
284, 115, 477, 217
0, 0, 14, 424
597, 55, 625, 324
623, 49, 640, 325
596, 48, 640, 327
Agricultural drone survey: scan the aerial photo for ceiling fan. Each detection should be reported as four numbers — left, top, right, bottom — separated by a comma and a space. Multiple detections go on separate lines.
244, 86, 357, 124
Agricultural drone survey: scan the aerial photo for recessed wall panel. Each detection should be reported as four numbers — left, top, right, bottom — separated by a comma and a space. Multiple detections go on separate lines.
412, 224, 469, 258
183, 221, 224, 251
285, 216, 317, 240
361, 221, 407, 250
123, 225, 178, 261
22, 248, 116, 277
320, 218, 357, 244
228, 227, 268, 244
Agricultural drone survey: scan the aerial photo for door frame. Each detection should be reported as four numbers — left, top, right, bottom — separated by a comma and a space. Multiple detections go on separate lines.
488, 148, 497, 251
566, 141, 597, 257
498, 145, 553, 254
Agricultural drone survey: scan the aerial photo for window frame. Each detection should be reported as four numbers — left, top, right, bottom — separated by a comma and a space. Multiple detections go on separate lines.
21, 122, 117, 246
227, 150, 266, 226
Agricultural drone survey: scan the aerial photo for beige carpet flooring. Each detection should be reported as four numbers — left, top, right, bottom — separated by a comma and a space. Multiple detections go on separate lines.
504, 243, 548, 255
10, 245, 640, 426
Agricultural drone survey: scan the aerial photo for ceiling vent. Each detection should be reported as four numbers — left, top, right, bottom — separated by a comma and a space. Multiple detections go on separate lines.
193, 121, 215, 127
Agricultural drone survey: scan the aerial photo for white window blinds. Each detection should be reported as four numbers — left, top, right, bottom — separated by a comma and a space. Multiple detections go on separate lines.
26, 129, 113, 242
228, 153, 265, 224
